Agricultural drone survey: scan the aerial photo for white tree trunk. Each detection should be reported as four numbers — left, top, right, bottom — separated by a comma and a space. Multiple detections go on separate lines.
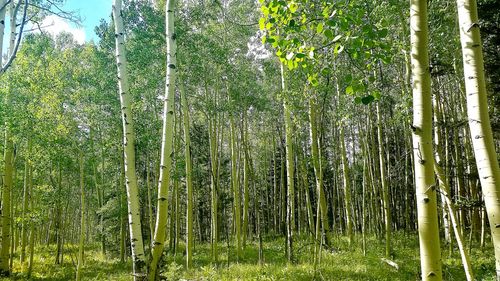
456, 0, 500, 278
410, 0, 443, 279
149, 0, 177, 277
112, 0, 146, 278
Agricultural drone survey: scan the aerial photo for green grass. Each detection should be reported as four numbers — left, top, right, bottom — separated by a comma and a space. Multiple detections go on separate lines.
2, 232, 496, 280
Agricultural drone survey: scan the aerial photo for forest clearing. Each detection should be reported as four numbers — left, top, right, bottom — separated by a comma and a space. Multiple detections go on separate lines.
0, 0, 499, 280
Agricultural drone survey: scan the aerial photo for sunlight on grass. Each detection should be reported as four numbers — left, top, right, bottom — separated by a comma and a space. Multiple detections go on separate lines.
1, 232, 495, 280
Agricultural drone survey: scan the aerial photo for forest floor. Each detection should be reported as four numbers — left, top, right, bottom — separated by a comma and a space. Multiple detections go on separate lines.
2, 232, 496, 281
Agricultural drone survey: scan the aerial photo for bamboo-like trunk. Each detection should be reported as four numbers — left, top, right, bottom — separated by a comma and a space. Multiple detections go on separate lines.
20, 141, 31, 264
149, 0, 177, 277
230, 115, 242, 260
112, 0, 146, 277
376, 105, 392, 257
456, 0, 500, 277
340, 127, 353, 245
0, 2, 17, 274
434, 89, 474, 280
299, 149, 314, 236
281, 63, 295, 262
242, 114, 250, 248
27, 169, 35, 278
410, 0, 443, 279
209, 116, 219, 262
76, 153, 85, 281
181, 81, 194, 268
309, 96, 330, 267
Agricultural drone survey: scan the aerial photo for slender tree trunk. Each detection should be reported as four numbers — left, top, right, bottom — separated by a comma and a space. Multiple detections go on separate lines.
149, 0, 177, 277
27, 172, 35, 278
376, 105, 392, 257
0, 2, 18, 274
20, 141, 31, 264
456, 0, 500, 278
281, 63, 295, 262
230, 115, 242, 260
242, 114, 250, 249
76, 153, 85, 281
180, 81, 194, 269
340, 127, 353, 245
209, 117, 219, 263
146, 156, 154, 244
299, 149, 314, 237
410, 0, 443, 279
0, 0, 7, 59
112, 0, 146, 277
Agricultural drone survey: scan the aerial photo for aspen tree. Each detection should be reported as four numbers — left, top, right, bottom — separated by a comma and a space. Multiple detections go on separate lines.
149, 0, 177, 277
27, 168, 35, 278
309, 95, 330, 266
230, 115, 242, 260
181, 81, 194, 268
0, 0, 6, 57
340, 126, 353, 245
0, 2, 19, 273
76, 153, 85, 281
456, 0, 500, 277
376, 104, 391, 257
112, 0, 146, 277
434, 91, 474, 281
410, 0, 443, 279
20, 144, 30, 264
209, 114, 219, 262
242, 114, 250, 248
281, 63, 295, 262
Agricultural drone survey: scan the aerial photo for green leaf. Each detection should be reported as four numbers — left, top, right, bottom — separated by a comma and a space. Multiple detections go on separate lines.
345, 74, 352, 83
373, 91, 381, 100
345, 86, 354, 95
259, 18, 266, 30
378, 28, 389, 38
316, 23, 324, 34
326, 19, 336, 27
354, 97, 362, 104
295, 53, 306, 58
324, 29, 334, 40
361, 95, 375, 105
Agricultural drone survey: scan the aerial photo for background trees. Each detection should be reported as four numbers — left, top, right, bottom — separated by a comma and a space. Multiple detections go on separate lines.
0, 0, 498, 280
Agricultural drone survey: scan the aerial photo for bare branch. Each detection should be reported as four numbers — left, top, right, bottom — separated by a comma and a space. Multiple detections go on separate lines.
0, 0, 28, 75
0, 0, 12, 14
29, 2, 80, 24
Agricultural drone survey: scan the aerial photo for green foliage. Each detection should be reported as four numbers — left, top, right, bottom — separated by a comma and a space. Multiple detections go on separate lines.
4, 234, 495, 280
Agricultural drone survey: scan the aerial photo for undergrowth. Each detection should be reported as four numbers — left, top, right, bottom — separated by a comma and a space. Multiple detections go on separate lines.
1, 232, 495, 280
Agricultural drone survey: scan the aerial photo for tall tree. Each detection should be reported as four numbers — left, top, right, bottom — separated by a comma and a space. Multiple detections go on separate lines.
410, 0, 443, 280
456, 0, 500, 277
149, 0, 177, 277
181, 81, 194, 268
112, 0, 146, 278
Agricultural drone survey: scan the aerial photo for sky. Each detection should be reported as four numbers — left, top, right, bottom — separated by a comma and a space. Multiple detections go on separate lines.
48, 0, 112, 43
1, 1, 110, 54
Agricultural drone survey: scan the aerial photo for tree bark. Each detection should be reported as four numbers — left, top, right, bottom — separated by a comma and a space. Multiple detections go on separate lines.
410, 0, 443, 279
149, 0, 177, 277
112, 0, 146, 277
456, 0, 500, 278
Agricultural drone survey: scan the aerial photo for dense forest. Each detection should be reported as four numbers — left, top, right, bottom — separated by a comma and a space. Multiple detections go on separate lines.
0, 0, 499, 280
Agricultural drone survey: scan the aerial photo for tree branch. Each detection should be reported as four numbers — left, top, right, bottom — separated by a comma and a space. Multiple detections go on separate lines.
0, 0, 28, 75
